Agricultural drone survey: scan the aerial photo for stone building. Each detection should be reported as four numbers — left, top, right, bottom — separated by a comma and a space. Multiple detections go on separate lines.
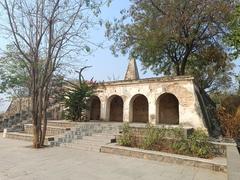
87, 59, 210, 130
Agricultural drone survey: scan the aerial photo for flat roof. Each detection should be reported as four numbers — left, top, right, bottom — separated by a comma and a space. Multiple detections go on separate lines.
96, 76, 194, 86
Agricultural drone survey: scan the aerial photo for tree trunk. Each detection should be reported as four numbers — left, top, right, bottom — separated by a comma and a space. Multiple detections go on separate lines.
40, 85, 50, 146
32, 123, 40, 148
175, 64, 180, 76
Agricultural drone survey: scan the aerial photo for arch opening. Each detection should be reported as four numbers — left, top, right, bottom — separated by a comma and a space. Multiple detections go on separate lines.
131, 94, 148, 123
90, 96, 101, 120
108, 95, 123, 122
157, 93, 179, 124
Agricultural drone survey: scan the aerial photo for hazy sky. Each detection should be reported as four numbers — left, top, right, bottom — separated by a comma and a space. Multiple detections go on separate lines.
0, 0, 239, 112
0, 0, 157, 112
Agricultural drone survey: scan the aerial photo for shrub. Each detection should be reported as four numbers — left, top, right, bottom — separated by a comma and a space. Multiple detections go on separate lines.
142, 125, 186, 150
63, 68, 96, 121
166, 127, 185, 140
63, 82, 94, 121
172, 129, 213, 158
188, 129, 213, 158
142, 124, 161, 150
117, 123, 133, 147
171, 139, 191, 155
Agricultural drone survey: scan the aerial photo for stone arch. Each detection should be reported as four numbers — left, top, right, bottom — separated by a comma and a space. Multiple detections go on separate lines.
130, 94, 149, 123
157, 93, 179, 124
90, 96, 101, 120
107, 95, 124, 122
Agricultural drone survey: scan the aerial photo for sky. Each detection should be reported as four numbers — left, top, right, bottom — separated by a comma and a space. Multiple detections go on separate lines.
71, 0, 156, 81
0, 0, 156, 112
0, 0, 239, 112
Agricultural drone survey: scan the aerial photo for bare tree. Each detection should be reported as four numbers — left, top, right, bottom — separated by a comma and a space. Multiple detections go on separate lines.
0, 0, 107, 148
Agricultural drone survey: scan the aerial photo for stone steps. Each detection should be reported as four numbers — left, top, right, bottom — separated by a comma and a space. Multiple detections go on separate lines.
47, 120, 80, 127
81, 135, 115, 142
24, 124, 71, 136
56, 122, 121, 152
60, 133, 116, 152
4, 121, 122, 148
5, 132, 54, 144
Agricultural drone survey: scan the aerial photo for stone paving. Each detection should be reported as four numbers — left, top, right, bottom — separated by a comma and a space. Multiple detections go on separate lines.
0, 135, 227, 180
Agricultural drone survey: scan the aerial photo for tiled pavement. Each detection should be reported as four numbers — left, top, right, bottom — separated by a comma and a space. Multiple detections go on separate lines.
0, 135, 227, 180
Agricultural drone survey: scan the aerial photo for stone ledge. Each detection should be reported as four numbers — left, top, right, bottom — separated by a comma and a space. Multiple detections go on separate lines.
4, 132, 54, 144
97, 76, 194, 86
100, 143, 227, 173
227, 145, 240, 180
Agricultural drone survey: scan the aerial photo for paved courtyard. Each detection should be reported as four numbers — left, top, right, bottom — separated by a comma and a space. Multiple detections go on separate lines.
0, 136, 226, 180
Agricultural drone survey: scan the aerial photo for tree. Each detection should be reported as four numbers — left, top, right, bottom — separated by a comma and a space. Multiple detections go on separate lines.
0, 0, 108, 148
225, 4, 240, 93
0, 45, 31, 120
225, 4, 240, 58
106, 0, 234, 76
63, 67, 95, 121
186, 45, 234, 92
0, 45, 30, 96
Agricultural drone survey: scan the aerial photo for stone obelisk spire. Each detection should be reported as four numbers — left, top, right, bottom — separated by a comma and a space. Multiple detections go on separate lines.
124, 58, 139, 80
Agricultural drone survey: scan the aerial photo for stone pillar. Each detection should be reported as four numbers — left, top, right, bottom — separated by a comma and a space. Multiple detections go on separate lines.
123, 98, 130, 123
3, 128, 7, 138
148, 96, 157, 125
100, 97, 107, 121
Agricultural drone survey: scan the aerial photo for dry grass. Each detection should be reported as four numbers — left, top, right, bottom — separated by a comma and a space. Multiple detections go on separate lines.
217, 96, 240, 139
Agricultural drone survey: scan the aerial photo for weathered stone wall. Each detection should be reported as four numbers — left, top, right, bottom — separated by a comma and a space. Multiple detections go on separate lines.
5, 97, 31, 118
90, 76, 206, 129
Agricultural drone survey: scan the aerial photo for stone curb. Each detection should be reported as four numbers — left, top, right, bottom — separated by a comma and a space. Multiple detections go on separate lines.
227, 145, 240, 180
100, 143, 227, 173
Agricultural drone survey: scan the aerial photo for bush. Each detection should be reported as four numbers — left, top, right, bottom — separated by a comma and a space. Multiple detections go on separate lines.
171, 139, 191, 155
172, 129, 213, 158
142, 124, 161, 149
117, 123, 133, 147
188, 129, 213, 158
63, 82, 94, 121
166, 127, 185, 140
142, 125, 185, 150
117, 124, 214, 159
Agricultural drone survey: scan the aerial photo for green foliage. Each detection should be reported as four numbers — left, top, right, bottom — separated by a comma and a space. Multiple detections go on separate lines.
188, 130, 213, 158
106, 0, 233, 77
172, 129, 213, 158
171, 139, 191, 155
117, 124, 213, 158
117, 123, 133, 147
142, 124, 161, 149
225, 5, 240, 59
142, 125, 185, 150
0, 45, 30, 96
63, 82, 94, 121
186, 46, 234, 92
63, 68, 95, 121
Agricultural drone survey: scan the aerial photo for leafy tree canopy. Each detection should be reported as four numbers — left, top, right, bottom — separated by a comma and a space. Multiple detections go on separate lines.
106, 0, 234, 77
0, 45, 29, 97
225, 4, 240, 59
186, 45, 234, 92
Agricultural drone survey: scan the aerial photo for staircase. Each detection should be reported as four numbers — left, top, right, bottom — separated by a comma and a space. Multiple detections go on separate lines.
0, 110, 31, 132
4, 120, 73, 143
4, 120, 122, 152
59, 123, 121, 152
